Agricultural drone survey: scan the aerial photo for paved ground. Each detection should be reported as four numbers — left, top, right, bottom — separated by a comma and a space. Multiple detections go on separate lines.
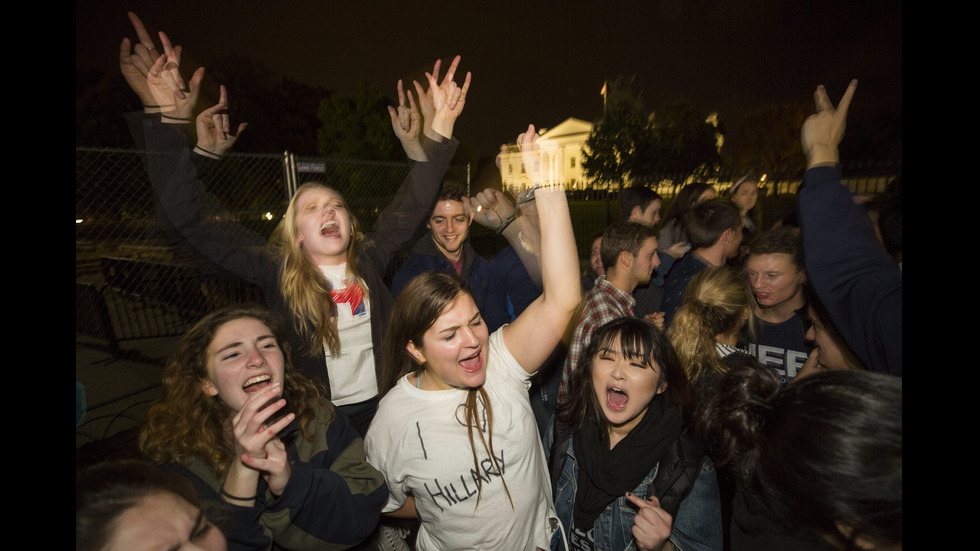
75, 334, 176, 471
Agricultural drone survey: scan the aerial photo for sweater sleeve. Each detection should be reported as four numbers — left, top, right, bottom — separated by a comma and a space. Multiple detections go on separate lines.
797, 165, 902, 375
261, 409, 388, 549
140, 115, 277, 289
358, 135, 459, 275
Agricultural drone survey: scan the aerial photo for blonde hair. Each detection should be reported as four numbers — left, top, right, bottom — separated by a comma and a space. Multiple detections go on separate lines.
667, 267, 755, 387
271, 182, 365, 357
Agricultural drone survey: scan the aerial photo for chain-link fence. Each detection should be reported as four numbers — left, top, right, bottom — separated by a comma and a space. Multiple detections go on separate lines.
76, 147, 471, 354
77, 145, 899, 355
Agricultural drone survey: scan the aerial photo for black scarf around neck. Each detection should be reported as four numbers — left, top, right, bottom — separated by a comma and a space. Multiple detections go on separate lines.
572, 393, 681, 530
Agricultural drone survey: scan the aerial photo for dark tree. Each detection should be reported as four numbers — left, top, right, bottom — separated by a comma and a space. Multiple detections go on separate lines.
581, 75, 649, 189
316, 81, 403, 161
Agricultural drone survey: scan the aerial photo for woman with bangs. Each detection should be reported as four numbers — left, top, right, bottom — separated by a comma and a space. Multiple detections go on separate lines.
122, 12, 471, 435
545, 316, 721, 551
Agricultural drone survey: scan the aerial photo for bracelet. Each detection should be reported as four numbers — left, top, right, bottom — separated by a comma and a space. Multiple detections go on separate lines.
161, 114, 192, 123
219, 487, 259, 501
496, 212, 517, 235
193, 146, 221, 159
515, 185, 540, 208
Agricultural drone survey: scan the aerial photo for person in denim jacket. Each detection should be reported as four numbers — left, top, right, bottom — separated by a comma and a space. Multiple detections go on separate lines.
545, 317, 723, 551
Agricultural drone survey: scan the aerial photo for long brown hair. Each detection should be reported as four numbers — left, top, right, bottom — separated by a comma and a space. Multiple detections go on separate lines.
382, 272, 513, 509
270, 182, 365, 358
139, 305, 334, 477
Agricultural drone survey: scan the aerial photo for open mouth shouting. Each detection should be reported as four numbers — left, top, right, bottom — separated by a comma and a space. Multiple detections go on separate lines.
320, 220, 341, 238
243, 374, 274, 394
459, 349, 483, 374
606, 385, 629, 412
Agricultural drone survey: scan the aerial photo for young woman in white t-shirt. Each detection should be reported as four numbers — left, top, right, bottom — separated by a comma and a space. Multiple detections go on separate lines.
364, 126, 581, 550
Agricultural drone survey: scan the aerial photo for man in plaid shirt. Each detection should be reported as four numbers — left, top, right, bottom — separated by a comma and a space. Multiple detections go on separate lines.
557, 220, 661, 404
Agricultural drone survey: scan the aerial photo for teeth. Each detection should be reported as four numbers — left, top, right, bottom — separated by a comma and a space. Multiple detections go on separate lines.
244, 375, 271, 388
320, 221, 339, 231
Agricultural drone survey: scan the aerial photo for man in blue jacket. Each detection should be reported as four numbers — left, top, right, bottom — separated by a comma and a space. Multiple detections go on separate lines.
390, 180, 511, 332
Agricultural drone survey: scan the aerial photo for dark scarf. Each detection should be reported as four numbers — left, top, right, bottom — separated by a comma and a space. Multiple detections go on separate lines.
572, 393, 681, 530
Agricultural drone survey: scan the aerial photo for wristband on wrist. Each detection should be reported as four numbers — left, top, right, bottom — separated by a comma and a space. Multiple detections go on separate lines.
219, 487, 259, 501
193, 146, 222, 159
496, 212, 517, 235
161, 114, 192, 124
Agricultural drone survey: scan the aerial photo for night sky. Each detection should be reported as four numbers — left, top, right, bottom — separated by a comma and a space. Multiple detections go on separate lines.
77, 0, 902, 158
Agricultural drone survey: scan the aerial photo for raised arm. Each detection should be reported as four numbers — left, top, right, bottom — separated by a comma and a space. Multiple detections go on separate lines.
388, 79, 426, 161
194, 84, 248, 159
797, 80, 902, 375
501, 126, 581, 373
124, 22, 273, 285
361, 57, 469, 267
120, 12, 184, 112
463, 187, 543, 289
413, 55, 471, 142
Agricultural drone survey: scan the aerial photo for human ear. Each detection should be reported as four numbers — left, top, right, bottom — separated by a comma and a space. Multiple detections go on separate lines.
656, 381, 668, 395
201, 378, 219, 397
406, 341, 426, 365
619, 250, 634, 269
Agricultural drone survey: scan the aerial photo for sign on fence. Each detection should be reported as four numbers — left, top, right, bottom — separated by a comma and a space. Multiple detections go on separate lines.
296, 162, 326, 173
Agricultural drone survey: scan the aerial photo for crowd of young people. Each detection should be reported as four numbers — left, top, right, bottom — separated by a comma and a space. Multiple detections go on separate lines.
77, 13, 901, 551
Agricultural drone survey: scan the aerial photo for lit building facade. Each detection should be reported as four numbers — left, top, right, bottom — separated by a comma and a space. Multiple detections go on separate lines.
497, 118, 593, 196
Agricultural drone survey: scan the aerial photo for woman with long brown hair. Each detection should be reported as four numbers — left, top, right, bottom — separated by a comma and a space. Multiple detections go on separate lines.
363, 127, 582, 550
139, 305, 388, 549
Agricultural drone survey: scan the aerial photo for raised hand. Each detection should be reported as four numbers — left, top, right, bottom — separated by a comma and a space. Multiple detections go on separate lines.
517, 124, 563, 187
196, 85, 248, 157
626, 493, 674, 551
416, 55, 471, 140
120, 12, 185, 109
145, 32, 196, 119
801, 79, 857, 168
412, 58, 439, 139
388, 79, 425, 161
463, 188, 515, 231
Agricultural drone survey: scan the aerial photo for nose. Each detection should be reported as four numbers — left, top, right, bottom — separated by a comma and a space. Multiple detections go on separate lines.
804, 325, 815, 342
461, 326, 480, 348
610, 362, 626, 380
748, 274, 762, 289
246, 347, 266, 368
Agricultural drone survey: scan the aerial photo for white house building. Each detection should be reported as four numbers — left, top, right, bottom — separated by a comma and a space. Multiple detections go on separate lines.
496, 117, 593, 196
